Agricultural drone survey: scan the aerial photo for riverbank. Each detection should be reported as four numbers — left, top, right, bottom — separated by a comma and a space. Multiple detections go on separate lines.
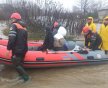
0, 22, 8, 39
2, 23, 101, 41
1, 25, 45, 40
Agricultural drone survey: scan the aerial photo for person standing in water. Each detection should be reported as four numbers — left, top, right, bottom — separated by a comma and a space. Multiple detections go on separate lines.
7, 12, 29, 82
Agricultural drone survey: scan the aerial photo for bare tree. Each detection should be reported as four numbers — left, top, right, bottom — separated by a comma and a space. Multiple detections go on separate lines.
0, 0, 97, 37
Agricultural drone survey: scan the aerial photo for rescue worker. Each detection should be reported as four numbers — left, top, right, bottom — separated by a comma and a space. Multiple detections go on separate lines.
98, 16, 108, 54
85, 17, 96, 33
82, 26, 102, 50
7, 12, 29, 82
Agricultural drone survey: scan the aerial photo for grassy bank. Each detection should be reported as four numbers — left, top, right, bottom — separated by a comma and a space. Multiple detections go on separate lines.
3, 27, 45, 40
28, 31, 44, 40
3, 27, 9, 36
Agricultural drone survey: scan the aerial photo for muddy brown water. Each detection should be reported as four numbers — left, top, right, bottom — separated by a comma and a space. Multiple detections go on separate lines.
0, 64, 108, 88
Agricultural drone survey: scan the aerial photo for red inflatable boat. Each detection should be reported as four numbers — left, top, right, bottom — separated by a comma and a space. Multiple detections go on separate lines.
0, 38, 84, 50
0, 39, 43, 47
0, 43, 108, 68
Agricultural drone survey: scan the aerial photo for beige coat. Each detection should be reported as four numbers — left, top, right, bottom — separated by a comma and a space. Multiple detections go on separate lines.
53, 26, 67, 48
54, 38, 65, 48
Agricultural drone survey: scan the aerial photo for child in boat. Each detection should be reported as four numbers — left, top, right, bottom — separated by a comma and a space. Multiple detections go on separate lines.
82, 26, 102, 50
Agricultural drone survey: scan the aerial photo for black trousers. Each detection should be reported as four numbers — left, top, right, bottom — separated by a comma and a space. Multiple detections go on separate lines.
105, 50, 108, 54
11, 52, 28, 77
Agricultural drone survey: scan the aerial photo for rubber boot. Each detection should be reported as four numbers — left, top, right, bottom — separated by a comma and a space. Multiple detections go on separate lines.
16, 66, 29, 82
22, 74, 29, 82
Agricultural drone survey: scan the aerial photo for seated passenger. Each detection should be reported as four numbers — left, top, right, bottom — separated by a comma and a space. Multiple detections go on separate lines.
82, 26, 102, 50
38, 26, 54, 51
53, 26, 67, 51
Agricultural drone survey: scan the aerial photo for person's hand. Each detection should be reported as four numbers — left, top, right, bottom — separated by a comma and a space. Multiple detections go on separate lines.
42, 49, 47, 53
83, 47, 91, 51
84, 48, 91, 51
84, 46, 87, 49
37, 46, 43, 51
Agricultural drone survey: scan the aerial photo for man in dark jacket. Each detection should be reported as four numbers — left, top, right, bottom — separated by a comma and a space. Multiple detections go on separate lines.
38, 26, 54, 51
7, 12, 29, 82
82, 26, 102, 50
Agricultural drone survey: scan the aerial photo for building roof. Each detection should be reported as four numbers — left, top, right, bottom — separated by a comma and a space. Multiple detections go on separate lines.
98, 9, 108, 12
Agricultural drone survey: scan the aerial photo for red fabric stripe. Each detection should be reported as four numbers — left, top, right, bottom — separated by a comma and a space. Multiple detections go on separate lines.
73, 52, 85, 60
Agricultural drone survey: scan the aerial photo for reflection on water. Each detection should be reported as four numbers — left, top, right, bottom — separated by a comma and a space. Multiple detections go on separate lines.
0, 64, 108, 88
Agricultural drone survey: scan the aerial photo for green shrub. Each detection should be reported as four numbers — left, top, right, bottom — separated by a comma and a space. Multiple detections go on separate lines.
3, 27, 9, 36
3, 27, 45, 40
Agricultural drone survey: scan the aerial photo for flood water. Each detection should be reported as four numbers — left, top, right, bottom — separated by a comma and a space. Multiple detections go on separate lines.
0, 64, 108, 88
0, 23, 108, 88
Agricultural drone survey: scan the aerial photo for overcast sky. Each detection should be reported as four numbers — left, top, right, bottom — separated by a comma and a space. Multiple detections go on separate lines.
0, 0, 5, 3
55, 0, 105, 10
54, 0, 76, 10
0, 0, 107, 10
0, 0, 78, 10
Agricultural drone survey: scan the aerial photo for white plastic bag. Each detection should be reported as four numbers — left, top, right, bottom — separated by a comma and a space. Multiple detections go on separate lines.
72, 45, 81, 52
